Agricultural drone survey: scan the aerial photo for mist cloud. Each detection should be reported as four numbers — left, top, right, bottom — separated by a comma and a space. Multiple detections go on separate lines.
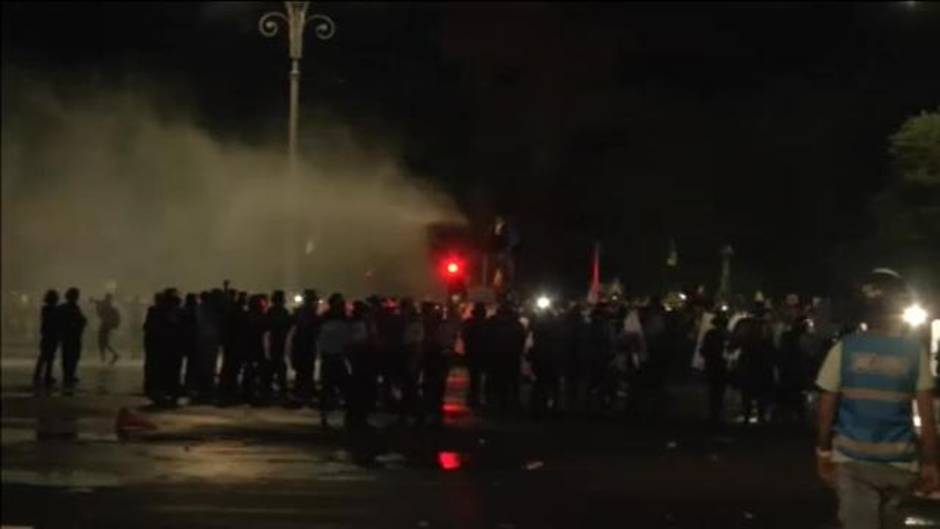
1, 74, 463, 299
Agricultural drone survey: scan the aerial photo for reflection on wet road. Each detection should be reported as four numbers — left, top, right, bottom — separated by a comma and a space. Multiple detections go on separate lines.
0, 355, 856, 528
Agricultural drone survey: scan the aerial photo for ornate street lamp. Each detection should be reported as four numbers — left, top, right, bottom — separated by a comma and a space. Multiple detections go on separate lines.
259, 2, 335, 286
259, 2, 335, 170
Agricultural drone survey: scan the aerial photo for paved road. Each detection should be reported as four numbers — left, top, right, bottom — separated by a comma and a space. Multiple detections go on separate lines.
0, 353, 849, 529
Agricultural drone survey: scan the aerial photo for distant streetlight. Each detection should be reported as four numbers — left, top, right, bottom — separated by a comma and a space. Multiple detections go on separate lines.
536, 295, 552, 310
259, 2, 335, 286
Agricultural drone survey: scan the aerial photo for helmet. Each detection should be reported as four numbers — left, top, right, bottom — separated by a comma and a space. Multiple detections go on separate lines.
858, 268, 912, 325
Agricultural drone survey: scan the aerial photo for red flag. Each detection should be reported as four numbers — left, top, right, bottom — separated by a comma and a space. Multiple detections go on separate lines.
588, 242, 601, 304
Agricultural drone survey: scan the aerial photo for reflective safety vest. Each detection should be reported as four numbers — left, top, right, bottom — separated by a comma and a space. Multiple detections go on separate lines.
835, 332, 920, 463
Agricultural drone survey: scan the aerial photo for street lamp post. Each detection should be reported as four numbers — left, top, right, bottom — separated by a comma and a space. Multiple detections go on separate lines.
259, 2, 335, 287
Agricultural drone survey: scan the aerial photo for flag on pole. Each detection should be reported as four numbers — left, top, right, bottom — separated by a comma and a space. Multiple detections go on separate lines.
587, 241, 601, 304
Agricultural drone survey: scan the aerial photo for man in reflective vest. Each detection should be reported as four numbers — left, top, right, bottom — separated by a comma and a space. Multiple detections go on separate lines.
816, 268, 938, 529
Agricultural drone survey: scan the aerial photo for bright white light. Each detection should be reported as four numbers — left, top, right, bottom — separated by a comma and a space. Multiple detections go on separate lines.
678, 293, 687, 301
720, 304, 729, 312
906, 515, 934, 527
903, 304, 928, 328
536, 296, 551, 310
293, 294, 303, 304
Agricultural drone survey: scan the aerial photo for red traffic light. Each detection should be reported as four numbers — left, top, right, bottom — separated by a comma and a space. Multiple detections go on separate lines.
440, 256, 465, 279
438, 255, 468, 297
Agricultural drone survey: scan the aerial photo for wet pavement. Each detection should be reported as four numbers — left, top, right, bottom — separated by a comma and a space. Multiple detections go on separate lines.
0, 352, 853, 528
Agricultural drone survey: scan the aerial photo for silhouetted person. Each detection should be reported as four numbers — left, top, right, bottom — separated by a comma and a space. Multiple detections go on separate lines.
641, 298, 668, 392
399, 298, 424, 422
180, 293, 199, 396
291, 289, 320, 404
488, 303, 526, 412
561, 303, 588, 411
193, 290, 222, 401
33, 289, 61, 387
702, 312, 730, 426
586, 304, 616, 411
242, 294, 269, 404
347, 300, 378, 428
93, 293, 121, 365
143, 292, 163, 399
730, 306, 775, 425
58, 287, 87, 389
156, 288, 184, 406
776, 315, 811, 423
266, 290, 293, 398
420, 302, 459, 427
218, 290, 248, 404
415, 302, 443, 424
375, 299, 405, 411
462, 303, 488, 408
317, 293, 351, 428
529, 308, 563, 417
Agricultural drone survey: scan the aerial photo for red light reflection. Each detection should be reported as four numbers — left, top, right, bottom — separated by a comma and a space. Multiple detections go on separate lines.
442, 402, 469, 415
437, 451, 462, 470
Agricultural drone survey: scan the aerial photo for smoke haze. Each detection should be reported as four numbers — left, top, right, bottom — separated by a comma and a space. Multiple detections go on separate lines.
1, 74, 464, 300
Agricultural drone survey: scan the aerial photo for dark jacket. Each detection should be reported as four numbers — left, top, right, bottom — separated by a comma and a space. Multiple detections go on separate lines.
461, 315, 488, 364
267, 305, 293, 353
58, 303, 87, 345
292, 304, 320, 359
40, 305, 60, 343
702, 327, 728, 379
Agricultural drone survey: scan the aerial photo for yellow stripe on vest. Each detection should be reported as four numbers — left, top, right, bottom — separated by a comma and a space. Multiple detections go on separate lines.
840, 387, 912, 402
834, 435, 915, 456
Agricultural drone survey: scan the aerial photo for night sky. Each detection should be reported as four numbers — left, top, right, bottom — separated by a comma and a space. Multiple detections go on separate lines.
3, 1, 939, 297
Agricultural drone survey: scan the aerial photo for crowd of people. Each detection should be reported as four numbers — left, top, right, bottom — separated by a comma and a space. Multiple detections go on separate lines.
23, 268, 940, 529
29, 280, 848, 430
